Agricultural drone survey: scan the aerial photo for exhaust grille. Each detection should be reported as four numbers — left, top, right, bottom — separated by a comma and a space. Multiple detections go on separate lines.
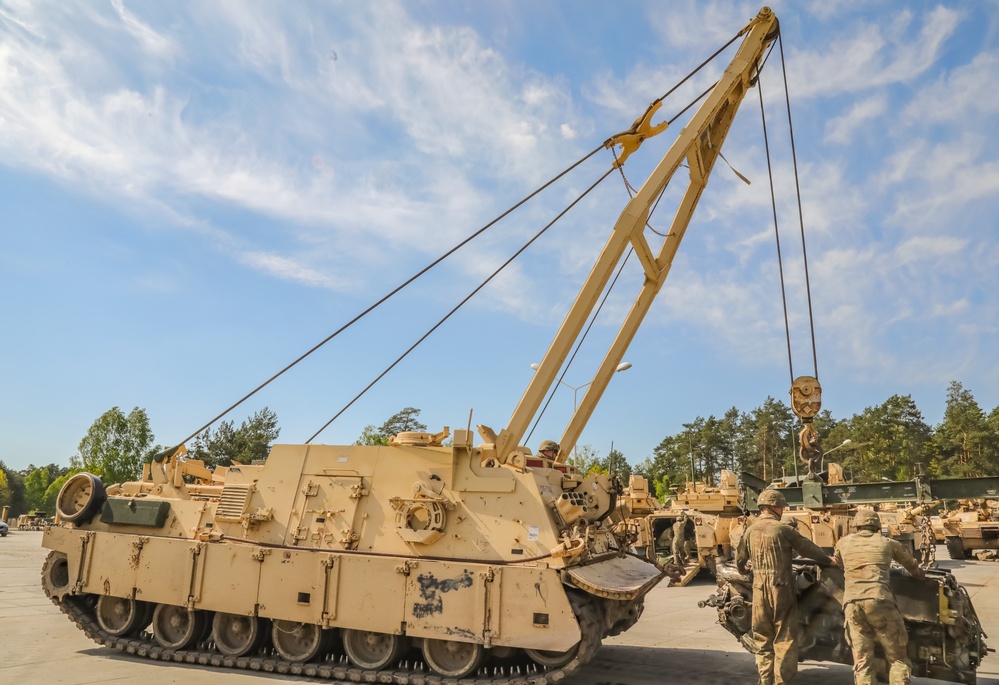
215, 484, 252, 521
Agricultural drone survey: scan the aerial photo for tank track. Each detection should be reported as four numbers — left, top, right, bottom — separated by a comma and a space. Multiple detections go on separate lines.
46, 582, 605, 685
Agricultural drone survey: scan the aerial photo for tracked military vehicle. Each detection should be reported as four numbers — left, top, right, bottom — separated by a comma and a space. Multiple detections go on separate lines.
42, 7, 783, 683
703, 559, 987, 684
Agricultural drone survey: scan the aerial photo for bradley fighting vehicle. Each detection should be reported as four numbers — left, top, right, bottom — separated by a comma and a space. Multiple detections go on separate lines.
41, 7, 785, 683
628, 470, 752, 586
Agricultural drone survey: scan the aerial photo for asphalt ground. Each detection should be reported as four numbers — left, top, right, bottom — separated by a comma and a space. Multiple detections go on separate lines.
2, 530, 998, 685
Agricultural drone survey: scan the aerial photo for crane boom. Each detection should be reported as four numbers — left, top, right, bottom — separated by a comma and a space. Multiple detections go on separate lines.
493, 7, 780, 462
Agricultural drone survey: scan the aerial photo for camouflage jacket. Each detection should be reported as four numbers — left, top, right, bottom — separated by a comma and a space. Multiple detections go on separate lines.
736, 512, 830, 588
834, 530, 921, 604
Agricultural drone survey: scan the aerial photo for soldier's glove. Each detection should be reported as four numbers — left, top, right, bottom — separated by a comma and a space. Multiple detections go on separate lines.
913, 568, 927, 581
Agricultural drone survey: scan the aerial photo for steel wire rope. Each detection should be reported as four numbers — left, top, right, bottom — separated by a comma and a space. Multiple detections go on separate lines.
526, 36, 773, 447
757, 68, 795, 386
174, 22, 764, 451
526, 153, 668, 447
778, 32, 819, 379
170, 147, 604, 450
306, 168, 617, 443
308, 32, 742, 444
529, 36, 756, 443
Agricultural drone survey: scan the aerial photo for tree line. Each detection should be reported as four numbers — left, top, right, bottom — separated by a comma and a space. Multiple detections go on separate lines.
1, 406, 279, 518
3, 382, 996, 517
632, 381, 999, 501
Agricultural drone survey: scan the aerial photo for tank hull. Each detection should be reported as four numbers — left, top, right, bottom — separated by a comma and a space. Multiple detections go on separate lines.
42, 438, 663, 679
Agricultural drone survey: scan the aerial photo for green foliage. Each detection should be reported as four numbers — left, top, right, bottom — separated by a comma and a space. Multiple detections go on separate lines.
0, 468, 11, 511
933, 381, 992, 477
23, 467, 51, 511
354, 425, 390, 446
188, 407, 281, 468
354, 407, 427, 445
0, 461, 26, 517
41, 470, 82, 514
602, 448, 632, 479
566, 444, 605, 476
76, 407, 156, 484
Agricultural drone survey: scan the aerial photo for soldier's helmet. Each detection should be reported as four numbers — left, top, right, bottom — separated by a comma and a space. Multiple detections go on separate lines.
854, 509, 882, 530
757, 489, 788, 509
538, 439, 560, 454
678, 511, 688, 520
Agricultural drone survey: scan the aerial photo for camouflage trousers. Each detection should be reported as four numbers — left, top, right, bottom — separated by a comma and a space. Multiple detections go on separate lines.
845, 599, 911, 685
672, 538, 687, 564
751, 580, 798, 685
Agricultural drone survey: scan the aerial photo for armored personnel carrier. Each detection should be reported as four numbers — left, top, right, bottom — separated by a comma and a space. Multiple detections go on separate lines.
630, 471, 753, 585
41, 7, 783, 682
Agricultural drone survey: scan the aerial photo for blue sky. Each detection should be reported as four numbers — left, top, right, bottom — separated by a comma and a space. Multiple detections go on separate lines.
2, 1, 998, 473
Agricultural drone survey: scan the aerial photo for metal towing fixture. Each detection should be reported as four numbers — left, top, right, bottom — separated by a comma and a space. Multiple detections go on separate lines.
705, 464, 992, 683
42, 7, 782, 684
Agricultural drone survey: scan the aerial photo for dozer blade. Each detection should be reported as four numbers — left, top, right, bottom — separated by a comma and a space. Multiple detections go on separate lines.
568, 554, 665, 601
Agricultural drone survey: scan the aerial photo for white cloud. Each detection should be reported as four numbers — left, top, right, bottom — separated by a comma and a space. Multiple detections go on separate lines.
110, 0, 175, 59
786, 5, 961, 98
903, 51, 999, 123
894, 236, 967, 264
825, 93, 887, 143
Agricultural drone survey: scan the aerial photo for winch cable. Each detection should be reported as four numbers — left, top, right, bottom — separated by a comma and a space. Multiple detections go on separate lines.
526, 148, 669, 446
758, 36, 817, 389
307, 168, 617, 443
172, 147, 603, 449
757, 71, 795, 386
779, 32, 819, 380
175, 24, 757, 449
528, 43, 778, 443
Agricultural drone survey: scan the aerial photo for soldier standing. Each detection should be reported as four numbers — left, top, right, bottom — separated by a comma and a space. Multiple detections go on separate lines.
736, 489, 836, 685
672, 512, 689, 565
834, 509, 925, 685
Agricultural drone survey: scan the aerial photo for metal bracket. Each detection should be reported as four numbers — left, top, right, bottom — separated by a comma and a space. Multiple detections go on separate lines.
604, 100, 669, 169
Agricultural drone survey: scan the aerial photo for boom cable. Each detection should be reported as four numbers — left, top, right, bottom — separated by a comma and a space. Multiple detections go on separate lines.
307, 168, 617, 443
779, 33, 819, 379
758, 70, 795, 386
173, 147, 604, 448
174, 22, 765, 450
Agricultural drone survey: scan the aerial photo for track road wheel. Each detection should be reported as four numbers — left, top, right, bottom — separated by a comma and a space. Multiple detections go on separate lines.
422, 638, 485, 678
41, 551, 71, 600
271, 620, 328, 663
525, 643, 580, 669
56, 473, 106, 523
342, 629, 405, 670
946, 537, 966, 560
152, 604, 206, 649
96, 595, 149, 637
212, 612, 267, 657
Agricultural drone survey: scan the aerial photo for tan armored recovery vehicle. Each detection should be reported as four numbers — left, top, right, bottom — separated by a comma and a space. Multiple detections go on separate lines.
41, 7, 783, 683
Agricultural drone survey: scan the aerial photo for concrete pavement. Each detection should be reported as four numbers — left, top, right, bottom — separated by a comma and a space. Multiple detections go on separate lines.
2, 530, 998, 685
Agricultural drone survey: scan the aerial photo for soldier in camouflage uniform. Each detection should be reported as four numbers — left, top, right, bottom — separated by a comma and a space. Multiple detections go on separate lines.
834, 509, 925, 685
736, 489, 835, 685
672, 512, 689, 565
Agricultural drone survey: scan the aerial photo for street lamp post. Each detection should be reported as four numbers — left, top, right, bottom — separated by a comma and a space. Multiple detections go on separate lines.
820, 438, 852, 472
530, 362, 632, 459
